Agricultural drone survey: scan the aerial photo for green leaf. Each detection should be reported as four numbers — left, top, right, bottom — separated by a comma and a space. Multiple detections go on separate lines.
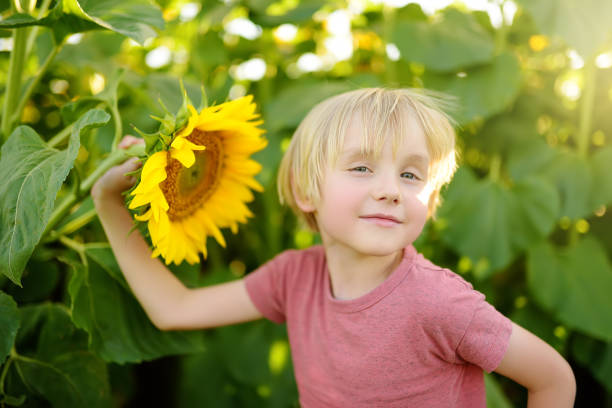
264, 80, 355, 131
527, 238, 612, 341
485, 373, 513, 408
570, 333, 612, 394
12, 304, 112, 408
0, 291, 19, 364
253, 0, 325, 26
393, 8, 495, 72
423, 53, 522, 124
540, 151, 592, 219
0, 394, 26, 406
438, 167, 559, 277
515, 0, 612, 58
589, 146, 612, 210
64, 245, 206, 363
0, 109, 110, 285
0, 0, 164, 44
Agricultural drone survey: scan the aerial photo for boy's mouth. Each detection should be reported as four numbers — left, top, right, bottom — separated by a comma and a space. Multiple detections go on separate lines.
360, 214, 402, 225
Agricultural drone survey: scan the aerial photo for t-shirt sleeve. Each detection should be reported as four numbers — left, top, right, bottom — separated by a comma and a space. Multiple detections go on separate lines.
425, 270, 513, 373
243, 249, 297, 324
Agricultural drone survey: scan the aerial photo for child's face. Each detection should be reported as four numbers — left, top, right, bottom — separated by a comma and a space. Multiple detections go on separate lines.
311, 117, 432, 257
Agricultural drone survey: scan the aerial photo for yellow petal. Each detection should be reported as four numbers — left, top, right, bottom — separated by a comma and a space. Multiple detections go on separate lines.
171, 147, 195, 168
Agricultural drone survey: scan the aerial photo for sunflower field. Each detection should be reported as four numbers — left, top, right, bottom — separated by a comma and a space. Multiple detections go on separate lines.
1, 0, 611, 406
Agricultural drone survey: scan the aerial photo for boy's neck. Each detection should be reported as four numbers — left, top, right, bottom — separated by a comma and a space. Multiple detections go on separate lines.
323, 243, 404, 300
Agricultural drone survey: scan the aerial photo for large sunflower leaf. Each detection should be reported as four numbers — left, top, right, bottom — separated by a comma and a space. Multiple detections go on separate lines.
423, 53, 522, 125
0, 291, 19, 364
509, 143, 596, 219
540, 151, 593, 219
438, 167, 559, 278
11, 304, 112, 408
515, 0, 612, 58
527, 238, 612, 341
570, 334, 612, 394
0, 0, 163, 44
64, 245, 205, 363
0, 109, 110, 285
264, 80, 355, 131
392, 8, 495, 72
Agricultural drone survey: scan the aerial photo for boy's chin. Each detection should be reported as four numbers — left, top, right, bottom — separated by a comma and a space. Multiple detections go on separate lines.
350, 241, 410, 258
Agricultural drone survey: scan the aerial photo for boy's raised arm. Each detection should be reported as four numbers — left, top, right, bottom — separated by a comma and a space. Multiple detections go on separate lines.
493, 322, 576, 407
92, 137, 262, 331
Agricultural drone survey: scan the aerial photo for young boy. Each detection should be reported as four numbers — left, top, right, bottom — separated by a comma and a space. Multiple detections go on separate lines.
92, 88, 576, 407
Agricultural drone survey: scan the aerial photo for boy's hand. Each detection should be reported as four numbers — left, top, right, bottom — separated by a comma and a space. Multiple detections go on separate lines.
92, 136, 144, 203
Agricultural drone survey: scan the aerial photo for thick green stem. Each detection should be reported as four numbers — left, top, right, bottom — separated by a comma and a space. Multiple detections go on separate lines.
494, 1, 508, 54
12, 44, 61, 124
0, 355, 12, 395
577, 58, 596, 158
489, 154, 502, 182
110, 101, 123, 151
1, 27, 29, 140
42, 145, 143, 238
24, 0, 53, 56
47, 124, 74, 148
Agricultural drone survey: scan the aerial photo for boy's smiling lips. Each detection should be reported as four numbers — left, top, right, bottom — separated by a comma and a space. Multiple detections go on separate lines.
359, 213, 403, 226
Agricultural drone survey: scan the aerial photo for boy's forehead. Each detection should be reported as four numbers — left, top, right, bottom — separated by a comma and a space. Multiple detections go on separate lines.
340, 114, 430, 158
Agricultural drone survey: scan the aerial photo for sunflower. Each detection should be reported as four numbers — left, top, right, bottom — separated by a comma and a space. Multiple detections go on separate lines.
128, 94, 267, 265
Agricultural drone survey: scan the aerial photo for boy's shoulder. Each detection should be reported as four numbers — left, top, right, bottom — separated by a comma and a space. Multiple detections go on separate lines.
404, 249, 478, 302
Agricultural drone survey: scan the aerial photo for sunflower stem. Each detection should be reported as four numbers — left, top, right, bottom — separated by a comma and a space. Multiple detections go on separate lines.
110, 99, 123, 151
12, 43, 62, 125
0, 354, 14, 395
1, 26, 29, 141
42, 144, 144, 238
577, 57, 596, 158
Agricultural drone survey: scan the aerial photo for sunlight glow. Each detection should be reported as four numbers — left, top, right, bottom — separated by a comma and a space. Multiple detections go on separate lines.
233, 58, 267, 81
559, 78, 581, 101
89, 73, 105, 95
323, 10, 353, 62
274, 24, 298, 42
180, 3, 200, 22
567, 49, 584, 70
66, 33, 83, 45
50, 79, 69, 94
595, 51, 612, 69
326, 10, 351, 36
228, 83, 247, 100
386, 43, 400, 61
324, 36, 353, 61
0, 38, 13, 51
297, 53, 323, 72
146, 46, 172, 68
225, 18, 263, 40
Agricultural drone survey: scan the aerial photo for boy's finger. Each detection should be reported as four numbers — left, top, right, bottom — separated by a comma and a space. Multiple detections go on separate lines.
118, 135, 144, 149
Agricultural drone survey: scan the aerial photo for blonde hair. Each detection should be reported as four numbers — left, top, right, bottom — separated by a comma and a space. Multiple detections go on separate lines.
277, 87, 458, 231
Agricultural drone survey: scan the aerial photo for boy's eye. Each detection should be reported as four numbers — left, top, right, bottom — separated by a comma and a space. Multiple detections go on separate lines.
401, 172, 418, 180
350, 166, 370, 173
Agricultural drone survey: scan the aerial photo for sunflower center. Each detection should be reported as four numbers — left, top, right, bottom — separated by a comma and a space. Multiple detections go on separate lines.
161, 130, 223, 221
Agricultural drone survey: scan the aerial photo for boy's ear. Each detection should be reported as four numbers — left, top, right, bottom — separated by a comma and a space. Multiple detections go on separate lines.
291, 176, 316, 212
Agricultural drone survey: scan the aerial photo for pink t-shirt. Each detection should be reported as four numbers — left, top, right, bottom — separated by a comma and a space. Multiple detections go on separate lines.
244, 245, 513, 407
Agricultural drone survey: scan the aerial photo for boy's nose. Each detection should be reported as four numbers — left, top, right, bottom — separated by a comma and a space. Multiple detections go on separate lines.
372, 175, 401, 203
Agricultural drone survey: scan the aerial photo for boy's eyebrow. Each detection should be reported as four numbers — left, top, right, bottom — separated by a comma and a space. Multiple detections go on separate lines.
339, 148, 429, 166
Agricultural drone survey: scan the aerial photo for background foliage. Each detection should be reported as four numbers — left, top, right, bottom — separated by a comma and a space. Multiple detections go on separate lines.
1, 0, 612, 406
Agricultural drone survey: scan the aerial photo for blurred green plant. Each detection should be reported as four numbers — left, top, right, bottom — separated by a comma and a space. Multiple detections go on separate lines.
1, 0, 612, 406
